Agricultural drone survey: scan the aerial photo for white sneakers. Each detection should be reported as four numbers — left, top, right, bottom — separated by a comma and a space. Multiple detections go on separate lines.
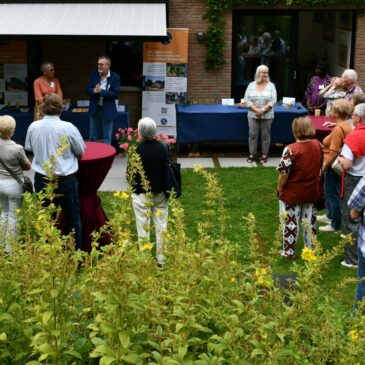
317, 214, 331, 224
318, 224, 337, 232
341, 260, 358, 269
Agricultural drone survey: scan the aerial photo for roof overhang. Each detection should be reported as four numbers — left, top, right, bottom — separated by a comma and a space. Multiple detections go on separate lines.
0, 3, 167, 39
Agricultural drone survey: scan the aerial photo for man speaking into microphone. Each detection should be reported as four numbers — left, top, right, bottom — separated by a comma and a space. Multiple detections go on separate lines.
86, 55, 121, 144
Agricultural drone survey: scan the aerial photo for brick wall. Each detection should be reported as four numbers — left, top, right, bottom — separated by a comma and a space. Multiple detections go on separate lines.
355, 16, 365, 90
168, 0, 232, 100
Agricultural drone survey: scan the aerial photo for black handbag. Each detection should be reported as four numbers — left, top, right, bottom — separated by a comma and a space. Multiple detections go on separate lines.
0, 158, 34, 194
162, 143, 181, 198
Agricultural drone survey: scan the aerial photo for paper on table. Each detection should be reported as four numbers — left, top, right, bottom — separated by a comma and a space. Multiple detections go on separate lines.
222, 98, 235, 106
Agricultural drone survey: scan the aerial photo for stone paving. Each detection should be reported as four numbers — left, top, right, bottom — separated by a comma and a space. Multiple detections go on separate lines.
24, 155, 280, 192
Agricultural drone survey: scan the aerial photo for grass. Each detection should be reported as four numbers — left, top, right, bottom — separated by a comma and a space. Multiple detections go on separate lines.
99, 166, 357, 308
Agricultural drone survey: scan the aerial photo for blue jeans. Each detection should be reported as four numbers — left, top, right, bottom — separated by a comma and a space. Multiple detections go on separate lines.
34, 173, 82, 250
355, 247, 365, 303
89, 106, 113, 144
324, 168, 341, 230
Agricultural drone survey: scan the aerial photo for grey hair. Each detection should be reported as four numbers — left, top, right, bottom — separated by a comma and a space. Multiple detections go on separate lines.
138, 117, 157, 141
354, 103, 365, 121
40, 62, 54, 72
98, 55, 111, 66
255, 65, 270, 83
343, 69, 357, 83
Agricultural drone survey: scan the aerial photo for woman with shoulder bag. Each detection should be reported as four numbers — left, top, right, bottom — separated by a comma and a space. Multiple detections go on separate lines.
277, 117, 322, 259
128, 117, 169, 267
0, 116, 31, 253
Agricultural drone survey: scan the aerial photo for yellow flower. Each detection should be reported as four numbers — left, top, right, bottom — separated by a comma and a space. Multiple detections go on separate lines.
193, 164, 204, 173
155, 209, 163, 217
120, 191, 129, 200
257, 276, 265, 285
230, 277, 236, 283
15, 208, 21, 214
113, 191, 121, 198
349, 329, 359, 341
140, 243, 153, 251
301, 247, 317, 262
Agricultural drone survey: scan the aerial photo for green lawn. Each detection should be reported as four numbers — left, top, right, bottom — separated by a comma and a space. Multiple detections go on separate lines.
100, 166, 357, 308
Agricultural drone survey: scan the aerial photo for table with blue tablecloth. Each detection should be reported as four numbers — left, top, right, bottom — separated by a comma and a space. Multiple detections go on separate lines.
176, 103, 308, 149
1, 108, 129, 144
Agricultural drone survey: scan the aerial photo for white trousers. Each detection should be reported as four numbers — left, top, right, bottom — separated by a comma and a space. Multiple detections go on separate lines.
131, 192, 169, 264
0, 178, 23, 253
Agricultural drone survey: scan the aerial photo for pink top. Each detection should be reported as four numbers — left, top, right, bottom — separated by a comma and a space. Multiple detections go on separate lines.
33, 76, 63, 101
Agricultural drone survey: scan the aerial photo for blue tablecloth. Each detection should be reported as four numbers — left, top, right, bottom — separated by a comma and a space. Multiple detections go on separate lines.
2, 108, 129, 144
176, 103, 308, 148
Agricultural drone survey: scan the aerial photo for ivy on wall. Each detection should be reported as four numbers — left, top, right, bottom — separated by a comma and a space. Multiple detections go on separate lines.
204, 0, 365, 69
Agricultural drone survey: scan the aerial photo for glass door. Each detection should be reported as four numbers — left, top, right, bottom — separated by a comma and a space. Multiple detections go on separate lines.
232, 11, 298, 102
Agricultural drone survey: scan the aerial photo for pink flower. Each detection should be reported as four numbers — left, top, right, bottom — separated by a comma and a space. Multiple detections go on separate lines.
128, 127, 134, 132
120, 143, 129, 150
127, 135, 133, 141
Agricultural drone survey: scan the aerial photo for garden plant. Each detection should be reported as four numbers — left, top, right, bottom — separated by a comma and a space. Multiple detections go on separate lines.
0, 150, 364, 364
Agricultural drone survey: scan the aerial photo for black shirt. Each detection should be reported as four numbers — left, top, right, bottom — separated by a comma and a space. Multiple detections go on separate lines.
132, 140, 167, 194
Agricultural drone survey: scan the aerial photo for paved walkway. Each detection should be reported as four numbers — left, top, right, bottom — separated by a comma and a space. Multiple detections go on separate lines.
24, 155, 281, 192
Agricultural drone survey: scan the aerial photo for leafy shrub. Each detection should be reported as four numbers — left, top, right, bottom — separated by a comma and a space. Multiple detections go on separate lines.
0, 166, 364, 364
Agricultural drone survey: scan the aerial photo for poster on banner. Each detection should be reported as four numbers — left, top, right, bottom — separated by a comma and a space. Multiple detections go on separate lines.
0, 41, 28, 107
142, 28, 188, 136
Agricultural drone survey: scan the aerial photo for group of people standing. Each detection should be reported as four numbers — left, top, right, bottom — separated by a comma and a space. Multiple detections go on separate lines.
278, 66, 365, 304
0, 55, 122, 252
0, 56, 170, 266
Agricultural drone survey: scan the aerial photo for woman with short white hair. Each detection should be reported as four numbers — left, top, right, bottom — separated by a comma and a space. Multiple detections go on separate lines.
0, 115, 31, 252
129, 117, 169, 266
244, 64, 277, 163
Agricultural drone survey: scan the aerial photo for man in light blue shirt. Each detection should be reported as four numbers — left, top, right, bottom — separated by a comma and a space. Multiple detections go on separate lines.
25, 93, 86, 249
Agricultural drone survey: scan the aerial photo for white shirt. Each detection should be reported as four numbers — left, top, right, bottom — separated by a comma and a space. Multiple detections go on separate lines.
25, 115, 85, 176
341, 143, 365, 176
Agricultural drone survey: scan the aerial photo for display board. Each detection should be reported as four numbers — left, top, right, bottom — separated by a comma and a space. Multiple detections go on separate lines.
0, 41, 28, 106
142, 28, 188, 136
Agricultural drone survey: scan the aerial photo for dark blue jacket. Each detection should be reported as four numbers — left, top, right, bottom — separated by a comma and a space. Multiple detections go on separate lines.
86, 70, 121, 120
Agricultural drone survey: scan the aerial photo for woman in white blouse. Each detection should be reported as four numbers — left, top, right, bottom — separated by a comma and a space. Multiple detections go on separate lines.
244, 64, 277, 163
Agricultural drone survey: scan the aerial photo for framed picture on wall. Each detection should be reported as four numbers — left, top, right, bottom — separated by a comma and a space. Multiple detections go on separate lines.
338, 12, 352, 31
338, 45, 348, 67
323, 12, 336, 42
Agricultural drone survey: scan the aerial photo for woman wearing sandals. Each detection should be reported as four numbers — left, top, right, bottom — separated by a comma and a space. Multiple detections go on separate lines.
244, 64, 277, 164
277, 117, 322, 259
0, 116, 31, 253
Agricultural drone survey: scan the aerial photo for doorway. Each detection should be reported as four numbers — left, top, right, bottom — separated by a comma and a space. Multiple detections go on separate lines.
232, 10, 356, 104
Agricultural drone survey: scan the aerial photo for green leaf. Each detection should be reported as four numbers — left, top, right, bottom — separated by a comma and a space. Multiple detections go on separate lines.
178, 345, 188, 359
28, 288, 45, 295
100, 356, 116, 365
37, 343, 53, 354
42, 311, 53, 325
250, 348, 266, 358
189, 323, 212, 333
118, 331, 130, 349
26, 361, 42, 365
0, 313, 13, 322
0, 332, 7, 341
38, 353, 50, 361
122, 353, 142, 364
50, 289, 59, 298
64, 350, 83, 360
175, 323, 185, 333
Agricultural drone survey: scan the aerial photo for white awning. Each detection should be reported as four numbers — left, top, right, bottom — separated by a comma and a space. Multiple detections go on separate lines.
0, 3, 167, 37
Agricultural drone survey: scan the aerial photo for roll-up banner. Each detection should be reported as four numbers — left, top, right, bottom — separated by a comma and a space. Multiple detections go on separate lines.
142, 28, 188, 136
